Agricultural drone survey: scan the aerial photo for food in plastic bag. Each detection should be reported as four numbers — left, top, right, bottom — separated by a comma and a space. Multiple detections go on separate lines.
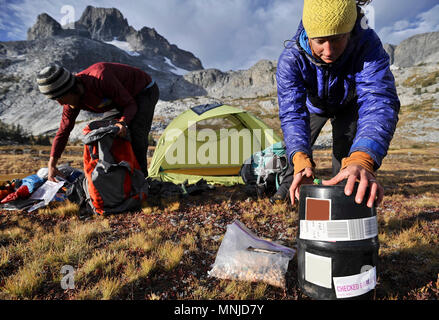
208, 220, 296, 288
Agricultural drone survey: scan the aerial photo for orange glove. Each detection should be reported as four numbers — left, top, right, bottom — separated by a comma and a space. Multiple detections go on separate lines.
292, 152, 316, 175
341, 151, 375, 174
1, 185, 30, 204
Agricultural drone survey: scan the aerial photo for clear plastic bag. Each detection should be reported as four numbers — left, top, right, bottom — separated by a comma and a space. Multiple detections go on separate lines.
208, 220, 296, 288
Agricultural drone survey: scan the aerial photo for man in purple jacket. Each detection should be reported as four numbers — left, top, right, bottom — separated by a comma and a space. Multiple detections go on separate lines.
276, 0, 400, 208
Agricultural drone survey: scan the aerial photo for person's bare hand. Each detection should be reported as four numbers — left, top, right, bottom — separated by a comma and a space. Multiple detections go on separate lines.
47, 157, 65, 182
289, 167, 314, 206
115, 122, 127, 137
322, 164, 384, 208
48, 165, 64, 182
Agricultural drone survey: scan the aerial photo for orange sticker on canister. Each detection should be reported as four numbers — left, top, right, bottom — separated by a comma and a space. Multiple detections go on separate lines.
305, 197, 331, 221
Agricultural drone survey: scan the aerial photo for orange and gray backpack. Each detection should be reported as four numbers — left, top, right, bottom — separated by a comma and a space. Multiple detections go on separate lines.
80, 120, 148, 216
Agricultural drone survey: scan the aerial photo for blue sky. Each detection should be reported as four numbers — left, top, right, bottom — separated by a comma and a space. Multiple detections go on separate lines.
1, 0, 438, 71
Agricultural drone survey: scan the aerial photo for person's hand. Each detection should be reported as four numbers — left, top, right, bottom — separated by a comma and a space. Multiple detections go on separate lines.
322, 164, 384, 208
289, 167, 315, 206
48, 165, 64, 182
47, 157, 65, 182
115, 122, 127, 137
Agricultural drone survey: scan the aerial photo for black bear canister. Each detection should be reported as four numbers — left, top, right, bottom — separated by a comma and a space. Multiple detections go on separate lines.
297, 181, 379, 300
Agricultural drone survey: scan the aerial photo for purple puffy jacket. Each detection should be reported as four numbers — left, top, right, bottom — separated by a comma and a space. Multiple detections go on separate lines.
276, 9, 400, 169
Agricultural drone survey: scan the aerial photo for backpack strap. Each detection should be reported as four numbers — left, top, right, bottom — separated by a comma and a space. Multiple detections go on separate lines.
88, 145, 98, 160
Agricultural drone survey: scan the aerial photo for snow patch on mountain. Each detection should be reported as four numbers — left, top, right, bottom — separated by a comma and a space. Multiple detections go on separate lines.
164, 57, 189, 76
105, 39, 140, 57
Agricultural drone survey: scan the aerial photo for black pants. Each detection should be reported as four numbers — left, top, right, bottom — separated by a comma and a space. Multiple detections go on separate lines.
102, 83, 159, 176
130, 83, 159, 176
309, 106, 359, 176
274, 104, 358, 200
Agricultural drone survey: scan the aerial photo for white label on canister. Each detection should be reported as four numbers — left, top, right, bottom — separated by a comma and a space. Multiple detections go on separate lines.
305, 252, 332, 289
300, 216, 378, 241
333, 266, 377, 299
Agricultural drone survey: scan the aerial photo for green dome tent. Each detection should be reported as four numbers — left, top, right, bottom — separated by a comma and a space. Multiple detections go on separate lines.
148, 103, 281, 186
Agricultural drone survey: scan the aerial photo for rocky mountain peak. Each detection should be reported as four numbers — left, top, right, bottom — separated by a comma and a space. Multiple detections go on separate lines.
27, 13, 91, 40
27, 13, 63, 40
384, 31, 439, 68
75, 6, 132, 41
25, 6, 203, 71
393, 32, 439, 68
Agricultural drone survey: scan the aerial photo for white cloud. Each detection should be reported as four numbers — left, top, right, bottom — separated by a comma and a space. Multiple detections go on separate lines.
377, 4, 439, 44
112, 0, 303, 70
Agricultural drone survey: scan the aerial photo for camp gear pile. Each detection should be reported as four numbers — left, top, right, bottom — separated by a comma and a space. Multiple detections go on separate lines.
0, 167, 82, 212
240, 141, 293, 200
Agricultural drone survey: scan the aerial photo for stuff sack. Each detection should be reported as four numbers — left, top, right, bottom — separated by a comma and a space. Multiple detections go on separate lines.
0, 180, 17, 202
82, 120, 148, 216
240, 141, 292, 198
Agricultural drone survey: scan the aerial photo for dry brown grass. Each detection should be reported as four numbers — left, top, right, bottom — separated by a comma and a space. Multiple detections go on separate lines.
0, 146, 83, 179
402, 70, 439, 88
0, 144, 438, 300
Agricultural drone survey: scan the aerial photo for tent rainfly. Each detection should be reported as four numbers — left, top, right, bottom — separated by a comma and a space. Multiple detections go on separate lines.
148, 103, 281, 186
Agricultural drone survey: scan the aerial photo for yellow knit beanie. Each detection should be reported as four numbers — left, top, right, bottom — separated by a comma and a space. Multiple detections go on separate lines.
303, 0, 357, 38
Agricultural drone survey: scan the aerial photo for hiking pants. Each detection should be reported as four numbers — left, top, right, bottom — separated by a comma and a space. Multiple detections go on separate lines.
274, 104, 358, 200
102, 83, 159, 177
130, 83, 160, 176
308, 104, 359, 176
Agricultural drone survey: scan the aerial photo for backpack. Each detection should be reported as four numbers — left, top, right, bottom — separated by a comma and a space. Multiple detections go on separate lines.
81, 120, 148, 216
239, 141, 293, 198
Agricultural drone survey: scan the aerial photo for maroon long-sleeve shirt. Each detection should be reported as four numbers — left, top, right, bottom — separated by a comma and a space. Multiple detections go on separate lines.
50, 62, 152, 159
